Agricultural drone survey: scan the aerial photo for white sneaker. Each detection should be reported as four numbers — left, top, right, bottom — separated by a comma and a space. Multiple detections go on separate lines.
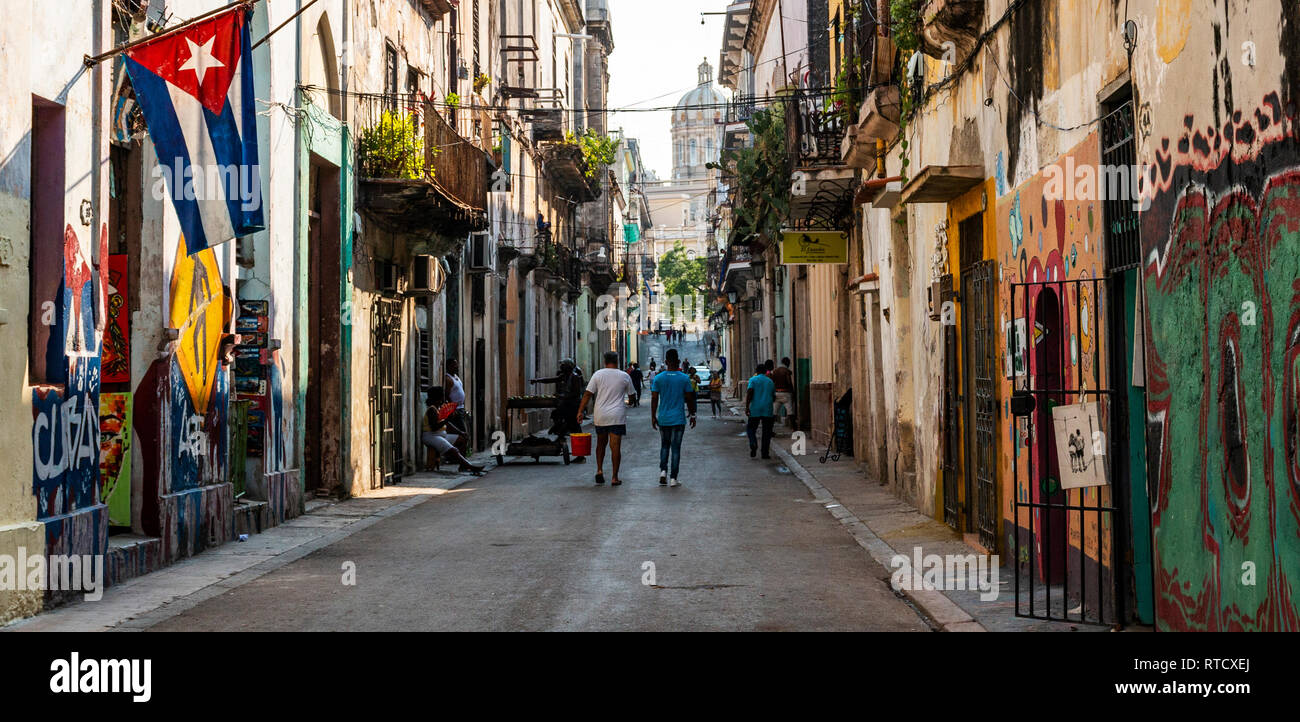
668, 478, 680, 488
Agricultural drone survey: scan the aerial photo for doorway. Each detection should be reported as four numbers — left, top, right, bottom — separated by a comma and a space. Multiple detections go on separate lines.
958, 212, 997, 551
305, 156, 341, 494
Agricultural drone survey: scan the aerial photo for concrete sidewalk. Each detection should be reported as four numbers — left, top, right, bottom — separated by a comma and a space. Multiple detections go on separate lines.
723, 400, 1090, 632
4, 462, 494, 632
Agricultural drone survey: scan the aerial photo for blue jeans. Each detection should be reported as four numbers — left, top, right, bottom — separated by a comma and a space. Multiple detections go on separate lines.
658, 424, 685, 478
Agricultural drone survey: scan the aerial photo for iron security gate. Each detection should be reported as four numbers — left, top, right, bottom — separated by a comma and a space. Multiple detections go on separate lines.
942, 321, 960, 530
962, 259, 998, 550
1010, 276, 1119, 626
371, 298, 404, 489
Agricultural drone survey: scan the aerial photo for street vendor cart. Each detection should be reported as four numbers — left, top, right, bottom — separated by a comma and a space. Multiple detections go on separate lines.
499, 395, 571, 466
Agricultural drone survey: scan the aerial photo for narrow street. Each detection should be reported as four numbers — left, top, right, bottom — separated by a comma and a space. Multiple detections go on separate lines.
141, 398, 926, 632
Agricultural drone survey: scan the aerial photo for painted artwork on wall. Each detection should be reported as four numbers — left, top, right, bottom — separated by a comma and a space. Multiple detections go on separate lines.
1140, 90, 1300, 630
102, 254, 130, 384
169, 234, 229, 415
98, 392, 133, 526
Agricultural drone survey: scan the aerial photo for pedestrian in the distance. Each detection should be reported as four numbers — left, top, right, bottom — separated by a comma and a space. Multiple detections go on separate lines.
650, 349, 696, 488
628, 362, 643, 407
531, 359, 587, 462
708, 372, 723, 417
578, 351, 636, 486
444, 358, 470, 453
745, 363, 776, 459
771, 357, 795, 427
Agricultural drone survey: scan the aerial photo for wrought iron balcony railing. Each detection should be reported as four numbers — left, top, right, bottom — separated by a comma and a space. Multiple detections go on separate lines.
785, 88, 849, 170
356, 94, 490, 214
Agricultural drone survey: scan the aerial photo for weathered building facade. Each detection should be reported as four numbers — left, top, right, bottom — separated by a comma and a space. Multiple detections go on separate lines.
0, 0, 626, 626
716, 0, 1300, 629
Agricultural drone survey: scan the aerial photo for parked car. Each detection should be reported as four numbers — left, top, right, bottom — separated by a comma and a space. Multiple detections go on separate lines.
693, 366, 711, 383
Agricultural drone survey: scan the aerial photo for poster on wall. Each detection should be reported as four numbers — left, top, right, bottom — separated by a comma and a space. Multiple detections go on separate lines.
98, 392, 132, 527
102, 254, 130, 384
1051, 401, 1108, 489
1004, 317, 1027, 379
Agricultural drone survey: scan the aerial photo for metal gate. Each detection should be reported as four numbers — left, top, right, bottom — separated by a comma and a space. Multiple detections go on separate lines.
371, 298, 404, 489
1010, 276, 1119, 625
942, 303, 961, 530
962, 258, 998, 550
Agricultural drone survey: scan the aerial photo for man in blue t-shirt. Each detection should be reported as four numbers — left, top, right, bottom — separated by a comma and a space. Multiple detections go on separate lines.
650, 350, 696, 488
745, 363, 776, 459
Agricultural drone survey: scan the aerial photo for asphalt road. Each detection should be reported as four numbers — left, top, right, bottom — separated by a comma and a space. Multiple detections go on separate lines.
146, 400, 929, 631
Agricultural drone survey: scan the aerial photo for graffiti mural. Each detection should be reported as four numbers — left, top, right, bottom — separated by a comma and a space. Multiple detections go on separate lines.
1140, 92, 1300, 631
31, 224, 109, 529
32, 358, 102, 519
998, 133, 1107, 569
169, 233, 229, 415
102, 254, 130, 384
98, 392, 132, 527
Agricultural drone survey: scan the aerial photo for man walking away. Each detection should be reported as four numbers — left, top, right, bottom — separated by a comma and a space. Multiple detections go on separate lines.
650, 350, 696, 487
578, 351, 636, 486
746, 363, 776, 459
628, 362, 643, 407
771, 357, 795, 428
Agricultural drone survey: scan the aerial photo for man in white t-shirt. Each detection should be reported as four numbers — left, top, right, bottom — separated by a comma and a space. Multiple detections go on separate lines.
577, 351, 635, 486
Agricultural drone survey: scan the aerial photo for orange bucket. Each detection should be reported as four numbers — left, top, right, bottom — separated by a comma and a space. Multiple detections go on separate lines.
569, 433, 592, 456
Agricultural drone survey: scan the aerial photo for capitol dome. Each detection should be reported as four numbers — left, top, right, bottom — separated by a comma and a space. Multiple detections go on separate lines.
671, 58, 725, 180
676, 59, 727, 111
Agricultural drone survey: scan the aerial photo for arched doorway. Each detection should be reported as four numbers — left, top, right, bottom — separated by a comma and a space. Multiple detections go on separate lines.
1033, 286, 1068, 584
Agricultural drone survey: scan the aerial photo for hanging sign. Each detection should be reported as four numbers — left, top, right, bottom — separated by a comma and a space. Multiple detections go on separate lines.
780, 231, 848, 264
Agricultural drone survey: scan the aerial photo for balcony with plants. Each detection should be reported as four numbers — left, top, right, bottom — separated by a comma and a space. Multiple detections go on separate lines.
356, 94, 492, 240
540, 128, 616, 204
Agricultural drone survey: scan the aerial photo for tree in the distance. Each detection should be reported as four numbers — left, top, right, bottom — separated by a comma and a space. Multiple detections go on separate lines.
656, 242, 707, 323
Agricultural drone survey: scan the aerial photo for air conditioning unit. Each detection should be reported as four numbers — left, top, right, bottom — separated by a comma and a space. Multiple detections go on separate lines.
467, 232, 492, 272
379, 261, 402, 295
410, 255, 446, 295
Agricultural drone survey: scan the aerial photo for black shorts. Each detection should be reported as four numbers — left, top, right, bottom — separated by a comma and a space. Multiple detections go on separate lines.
594, 424, 627, 436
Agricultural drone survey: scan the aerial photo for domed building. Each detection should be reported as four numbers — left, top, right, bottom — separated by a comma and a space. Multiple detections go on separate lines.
645, 59, 728, 334
671, 58, 726, 181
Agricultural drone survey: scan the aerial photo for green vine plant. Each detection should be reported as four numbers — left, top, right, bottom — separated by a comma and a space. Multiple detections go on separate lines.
710, 105, 790, 245
473, 74, 492, 94
890, 0, 921, 222
445, 92, 461, 110
563, 128, 620, 178
358, 110, 435, 180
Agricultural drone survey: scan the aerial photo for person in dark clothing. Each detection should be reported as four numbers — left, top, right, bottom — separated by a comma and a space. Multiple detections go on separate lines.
421, 387, 485, 473
531, 358, 587, 462
628, 362, 644, 406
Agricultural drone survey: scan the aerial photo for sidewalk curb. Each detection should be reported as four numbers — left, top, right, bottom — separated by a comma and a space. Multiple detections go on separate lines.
6, 467, 490, 632
771, 442, 987, 632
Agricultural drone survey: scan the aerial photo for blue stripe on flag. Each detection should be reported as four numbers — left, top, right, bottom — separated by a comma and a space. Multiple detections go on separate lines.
124, 56, 210, 254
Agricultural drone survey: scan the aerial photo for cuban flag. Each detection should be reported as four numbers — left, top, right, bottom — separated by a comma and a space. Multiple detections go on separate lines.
125, 6, 263, 256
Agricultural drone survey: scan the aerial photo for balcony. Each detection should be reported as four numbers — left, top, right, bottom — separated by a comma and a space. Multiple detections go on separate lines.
540, 141, 600, 203
784, 88, 855, 231
417, 0, 453, 16
356, 95, 491, 242
842, 84, 902, 168
920, 0, 985, 65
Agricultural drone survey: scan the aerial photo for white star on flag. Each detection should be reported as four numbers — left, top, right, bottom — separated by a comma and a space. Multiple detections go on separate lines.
179, 36, 225, 87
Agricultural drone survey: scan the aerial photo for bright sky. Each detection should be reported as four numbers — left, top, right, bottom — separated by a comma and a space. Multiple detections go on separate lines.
606, 0, 734, 179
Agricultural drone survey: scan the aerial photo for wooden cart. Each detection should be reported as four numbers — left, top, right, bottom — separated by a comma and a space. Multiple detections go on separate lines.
499, 396, 571, 466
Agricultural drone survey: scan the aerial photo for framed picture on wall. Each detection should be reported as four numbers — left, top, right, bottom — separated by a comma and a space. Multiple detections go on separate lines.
1051, 401, 1109, 489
